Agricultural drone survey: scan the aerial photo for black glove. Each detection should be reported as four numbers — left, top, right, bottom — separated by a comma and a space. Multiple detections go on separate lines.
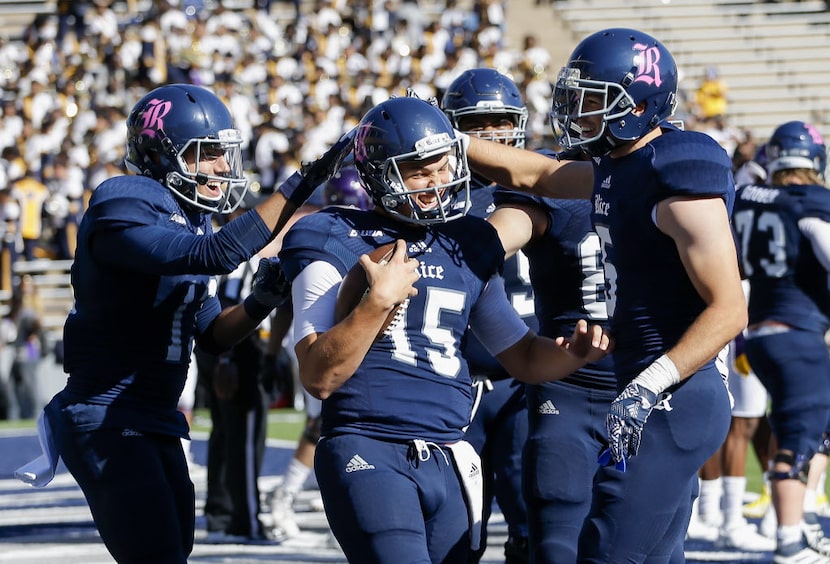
251, 257, 291, 309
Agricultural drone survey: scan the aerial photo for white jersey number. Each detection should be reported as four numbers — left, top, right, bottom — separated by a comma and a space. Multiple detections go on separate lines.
594, 224, 618, 317
389, 287, 465, 379
734, 209, 788, 277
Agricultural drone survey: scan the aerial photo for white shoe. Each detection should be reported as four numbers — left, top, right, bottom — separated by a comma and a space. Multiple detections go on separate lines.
803, 513, 830, 556
716, 520, 776, 551
686, 516, 720, 542
774, 536, 830, 564
269, 487, 300, 538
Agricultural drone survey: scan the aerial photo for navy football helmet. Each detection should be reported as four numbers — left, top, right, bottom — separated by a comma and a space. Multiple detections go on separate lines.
766, 120, 827, 179
442, 68, 528, 148
125, 84, 248, 214
353, 96, 471, 224
323, 166, 372, 210
550, 28, 679, 156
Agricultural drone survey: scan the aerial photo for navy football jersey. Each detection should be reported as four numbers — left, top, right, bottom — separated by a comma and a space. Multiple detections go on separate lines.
495, 189, 615, 389
463, 185, 536, 378
61, 175, 271, 437
279, 207, 505, 443
591, 126, 735, 378
733, 182, 830, 333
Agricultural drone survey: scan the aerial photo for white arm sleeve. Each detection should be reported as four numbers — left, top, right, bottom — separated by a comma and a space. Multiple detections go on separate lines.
799, 216, 830, 276
290, 260, 342, 346
468, 274, 532, 357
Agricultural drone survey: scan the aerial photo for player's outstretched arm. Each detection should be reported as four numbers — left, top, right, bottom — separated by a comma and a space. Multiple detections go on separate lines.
466, 136, 595, 200
496, 320, 613, 385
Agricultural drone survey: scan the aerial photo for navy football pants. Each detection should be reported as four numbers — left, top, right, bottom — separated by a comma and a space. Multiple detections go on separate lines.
524, 380, 616, 563
745, 328, 830, 458
577, 365, 731, 563
315, 434, 471, 563
56, 426, 193, 564
464, 376, 528, 550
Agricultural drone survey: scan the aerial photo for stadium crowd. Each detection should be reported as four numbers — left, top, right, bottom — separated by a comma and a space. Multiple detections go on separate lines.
0, 0, 548, 265
5, 3, 828, 561
0, 0, 756, 268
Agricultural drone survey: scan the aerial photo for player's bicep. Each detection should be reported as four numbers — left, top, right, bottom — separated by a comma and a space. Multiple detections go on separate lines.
656, 196, 743, 304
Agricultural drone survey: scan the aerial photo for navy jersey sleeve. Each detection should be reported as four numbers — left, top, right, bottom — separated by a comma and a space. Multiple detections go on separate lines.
652, 129, 735, 210
87, 176, 272, 275
279, 210, 362, 282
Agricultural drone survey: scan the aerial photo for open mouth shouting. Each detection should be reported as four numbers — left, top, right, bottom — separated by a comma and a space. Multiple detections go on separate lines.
415, 189, 445, 211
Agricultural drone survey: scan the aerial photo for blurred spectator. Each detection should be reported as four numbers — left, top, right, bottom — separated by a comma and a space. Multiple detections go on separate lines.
695, 66, 729, 122
0, 100, 24, 155
56, 0, 90, 52
699, 114, 747, 164
9, 165, 48, 261
0, 188, 21, 292
8, 274, 45, 420
0, 313, 14, 419
42, 151, 84, 260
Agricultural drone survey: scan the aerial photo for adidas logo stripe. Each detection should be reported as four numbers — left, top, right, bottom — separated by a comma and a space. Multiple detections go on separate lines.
538, 400, 559, 415
345, 454, 375, 473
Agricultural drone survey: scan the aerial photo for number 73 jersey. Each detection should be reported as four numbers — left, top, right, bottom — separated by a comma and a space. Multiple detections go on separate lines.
279, 207, 507, 443
733, 182, 830, 333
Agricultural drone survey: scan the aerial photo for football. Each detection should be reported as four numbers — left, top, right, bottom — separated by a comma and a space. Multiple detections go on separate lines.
335, 243, 407, 340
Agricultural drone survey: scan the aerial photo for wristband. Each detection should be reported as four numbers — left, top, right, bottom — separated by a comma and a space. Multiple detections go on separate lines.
243, 294, 274, 322
633, 354, 681, 394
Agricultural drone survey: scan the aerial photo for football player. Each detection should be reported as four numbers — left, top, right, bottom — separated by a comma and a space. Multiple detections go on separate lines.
278, 95, 611, 563
442, 67, 534, 564
463, 28, 747, 561
735, 120, 830, 562
37, 83, 350, 563
442, 67, 617, 564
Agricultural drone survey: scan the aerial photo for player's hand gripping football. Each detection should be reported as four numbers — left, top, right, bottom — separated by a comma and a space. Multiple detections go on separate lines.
360, 239, 419, 313
278, 127, 357, 207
